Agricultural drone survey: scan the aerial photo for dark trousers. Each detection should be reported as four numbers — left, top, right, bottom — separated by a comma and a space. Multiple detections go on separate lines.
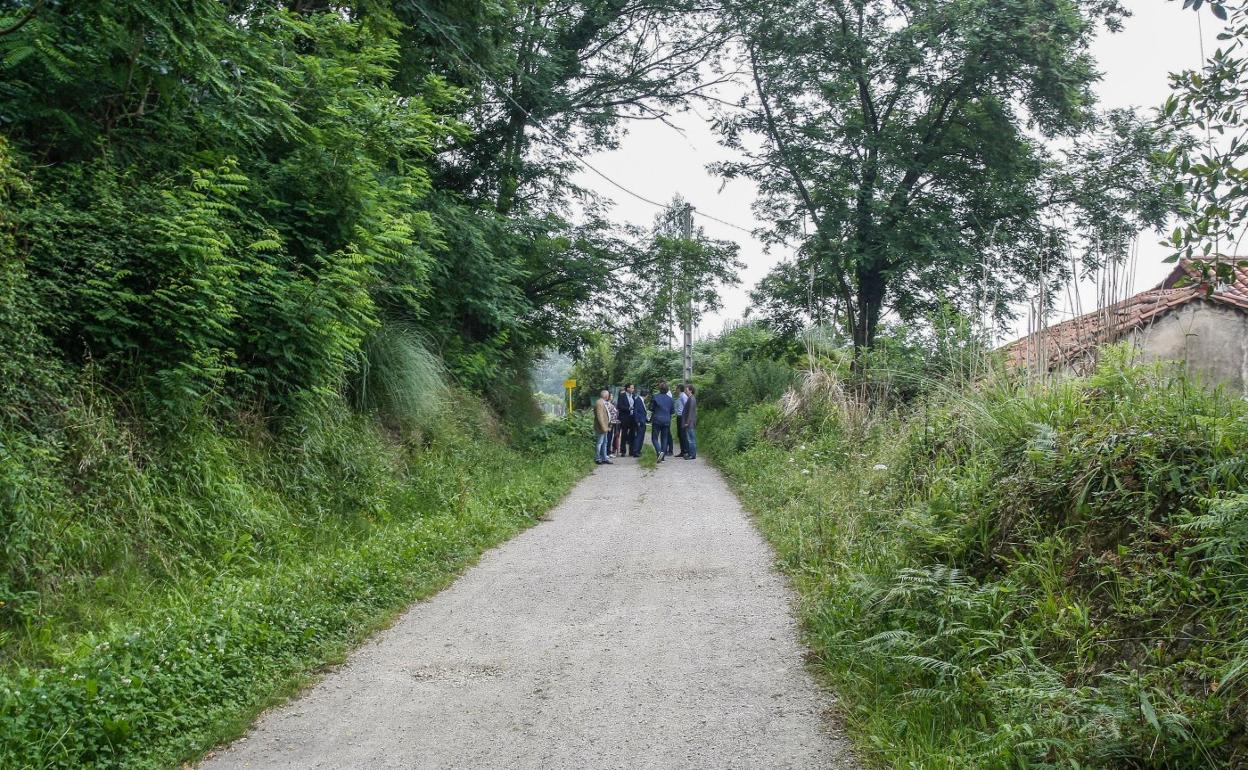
674, 416, 684, 455
620, 419, 636, 455
631, 423, 646, 457
651, 421, 671, 455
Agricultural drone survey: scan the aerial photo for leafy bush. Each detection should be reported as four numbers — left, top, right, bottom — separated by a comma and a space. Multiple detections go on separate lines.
707, 358, 1248, 768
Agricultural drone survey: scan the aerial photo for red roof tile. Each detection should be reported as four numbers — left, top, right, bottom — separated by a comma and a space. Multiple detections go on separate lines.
1002, 258, 1248, 370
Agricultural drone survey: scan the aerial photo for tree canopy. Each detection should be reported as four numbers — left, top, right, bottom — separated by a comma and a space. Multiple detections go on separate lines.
716, 0, 1176, 350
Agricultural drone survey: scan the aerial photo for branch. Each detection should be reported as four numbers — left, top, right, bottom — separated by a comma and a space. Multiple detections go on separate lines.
0, 0, 44, 37
747, 41, 856, 322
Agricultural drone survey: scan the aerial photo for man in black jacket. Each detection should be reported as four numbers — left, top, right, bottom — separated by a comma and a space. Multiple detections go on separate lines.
616, 383, 638, 457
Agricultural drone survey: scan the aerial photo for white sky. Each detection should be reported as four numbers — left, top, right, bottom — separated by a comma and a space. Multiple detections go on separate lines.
572, 2, 1211, 341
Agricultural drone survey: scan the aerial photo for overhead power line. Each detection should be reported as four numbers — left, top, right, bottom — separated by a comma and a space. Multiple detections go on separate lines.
409, 3, 757, 237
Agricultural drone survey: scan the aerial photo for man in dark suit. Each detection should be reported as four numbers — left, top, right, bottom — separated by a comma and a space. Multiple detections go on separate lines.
680, 384, 698, 459
630, 388, 649, 458
649, 381, 675, 461
616, 383, 637, 456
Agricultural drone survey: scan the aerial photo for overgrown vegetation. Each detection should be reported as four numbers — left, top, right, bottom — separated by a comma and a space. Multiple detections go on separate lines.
705, 350, 1248, 768
0, 391, 589, 768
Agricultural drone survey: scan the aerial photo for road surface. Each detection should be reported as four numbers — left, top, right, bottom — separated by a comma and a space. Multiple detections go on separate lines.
199, 455, 857, 769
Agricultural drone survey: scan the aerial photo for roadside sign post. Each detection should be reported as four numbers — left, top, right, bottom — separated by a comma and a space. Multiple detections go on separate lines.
563, 378, 577, 418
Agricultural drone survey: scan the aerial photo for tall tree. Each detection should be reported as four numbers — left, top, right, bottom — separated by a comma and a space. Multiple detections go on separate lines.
717, 0, 1172, 350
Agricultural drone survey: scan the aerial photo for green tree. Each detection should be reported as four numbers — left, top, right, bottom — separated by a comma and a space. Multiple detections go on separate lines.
632, 196, 743, 347
717, 0, 1173, 351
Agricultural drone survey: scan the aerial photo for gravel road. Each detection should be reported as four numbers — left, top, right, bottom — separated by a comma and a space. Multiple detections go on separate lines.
198, 454, 858, 769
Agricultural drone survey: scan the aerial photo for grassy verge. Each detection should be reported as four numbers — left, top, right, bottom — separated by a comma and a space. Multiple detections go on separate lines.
0, 391, 592, 769
705, 357, 1248, 769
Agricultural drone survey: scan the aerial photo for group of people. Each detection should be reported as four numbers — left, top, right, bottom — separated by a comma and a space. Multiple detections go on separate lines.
592, 382, 698, 465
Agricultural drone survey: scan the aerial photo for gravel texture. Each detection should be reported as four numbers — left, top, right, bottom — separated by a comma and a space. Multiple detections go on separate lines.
198, 454, 858, 769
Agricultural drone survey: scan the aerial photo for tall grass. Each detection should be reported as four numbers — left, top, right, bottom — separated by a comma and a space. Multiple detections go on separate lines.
707, 354, 1248, 768
348, 323, 448, 433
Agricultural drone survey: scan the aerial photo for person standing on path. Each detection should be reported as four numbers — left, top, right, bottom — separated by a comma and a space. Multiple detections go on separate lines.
649, 382, 674, 462
630, 388, 649, 458
616, 384, 637, 457
606, 393, 620, 458
673, 383, 688, 457
594, 390, 613, 465
680, 384, 698, 460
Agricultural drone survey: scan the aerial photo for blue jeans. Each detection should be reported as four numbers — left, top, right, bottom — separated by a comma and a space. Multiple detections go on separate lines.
595, 431, 610, 462
651, 421, 671, 455
683, 427, 696, 457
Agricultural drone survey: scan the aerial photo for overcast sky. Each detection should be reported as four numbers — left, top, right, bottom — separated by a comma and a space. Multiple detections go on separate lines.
572, 2, 1210, 340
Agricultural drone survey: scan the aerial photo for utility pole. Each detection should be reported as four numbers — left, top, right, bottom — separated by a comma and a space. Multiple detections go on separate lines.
681, 202, 694, 384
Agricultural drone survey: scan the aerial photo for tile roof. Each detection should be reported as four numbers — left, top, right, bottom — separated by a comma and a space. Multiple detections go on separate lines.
1001, 258, 1248, 370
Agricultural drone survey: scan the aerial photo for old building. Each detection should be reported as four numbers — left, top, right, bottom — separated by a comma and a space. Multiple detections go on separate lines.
1002, 259, 1248, 392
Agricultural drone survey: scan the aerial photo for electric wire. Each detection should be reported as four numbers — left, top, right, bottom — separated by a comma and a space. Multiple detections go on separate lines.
409, 3, 757, 237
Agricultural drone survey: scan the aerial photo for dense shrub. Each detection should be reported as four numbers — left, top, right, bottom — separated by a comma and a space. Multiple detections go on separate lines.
707, 357, 1248, 768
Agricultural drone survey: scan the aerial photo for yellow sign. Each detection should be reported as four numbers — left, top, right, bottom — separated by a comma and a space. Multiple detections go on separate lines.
563, 379, 576, 418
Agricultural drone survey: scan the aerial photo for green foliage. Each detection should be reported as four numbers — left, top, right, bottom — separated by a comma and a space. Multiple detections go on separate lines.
1163, 0, 1248, 279
3, 0, 706, 416
707, 358, 1248, 768
691, 322, 795, 409
0, 387, 590, 769
718, 0, 1175, 350
2, 4, 460, 414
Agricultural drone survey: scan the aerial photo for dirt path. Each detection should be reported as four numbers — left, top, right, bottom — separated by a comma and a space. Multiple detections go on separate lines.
198, 455, 857, 769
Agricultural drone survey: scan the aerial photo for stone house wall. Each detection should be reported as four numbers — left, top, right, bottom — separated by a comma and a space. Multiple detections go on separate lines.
1126, 300, 1248, 394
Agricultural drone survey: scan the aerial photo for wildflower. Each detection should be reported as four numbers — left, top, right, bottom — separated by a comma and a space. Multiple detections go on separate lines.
872, 463, 888, 471
801, 469, 810, 475
120, 677, 132, 686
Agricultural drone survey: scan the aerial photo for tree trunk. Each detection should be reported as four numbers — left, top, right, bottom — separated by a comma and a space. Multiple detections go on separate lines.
494, 109, 527, 215
852, 263, 886, 353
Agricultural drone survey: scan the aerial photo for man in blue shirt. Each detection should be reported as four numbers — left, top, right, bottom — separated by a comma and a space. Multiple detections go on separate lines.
649, 381, 675, 462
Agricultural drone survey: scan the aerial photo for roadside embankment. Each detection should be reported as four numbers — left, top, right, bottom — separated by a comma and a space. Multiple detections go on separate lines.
705, 358, 1248, 768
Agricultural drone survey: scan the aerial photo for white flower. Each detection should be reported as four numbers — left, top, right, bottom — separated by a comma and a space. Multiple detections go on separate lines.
872, 463, 888, 471
801, 469, 811, 475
